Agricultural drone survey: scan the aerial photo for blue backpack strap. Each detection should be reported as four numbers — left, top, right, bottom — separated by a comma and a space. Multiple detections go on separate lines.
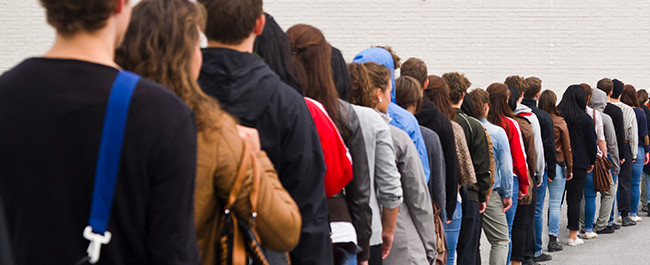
83, 71, 140, 264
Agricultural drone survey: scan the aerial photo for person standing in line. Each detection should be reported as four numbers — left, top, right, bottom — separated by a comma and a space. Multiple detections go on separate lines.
0, 0, 202, 263
486, 83, 531, 265
197, 0, 332, 263
347, 63, 403, 265
589, 88, 620, 234
619, 84, 650, 222
637, 90, 650, 215
442, 72, 492, 265
538, 90, 573, 251
522, 77, 557, 263
116, 2, 303, 264
578, 84, 608, 240
606, 79, 639, 227
505, 76, 545, 265
596, 78, 627, 230
352, 48, 431, 183
424, 75, 475, 265
469, 88, 514, 265
557, 85, 598, 246
360, 65, 436, 265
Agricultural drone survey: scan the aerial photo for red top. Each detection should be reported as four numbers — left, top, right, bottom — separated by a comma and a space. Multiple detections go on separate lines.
304, 98, 353, 198
501, 117, 530, 194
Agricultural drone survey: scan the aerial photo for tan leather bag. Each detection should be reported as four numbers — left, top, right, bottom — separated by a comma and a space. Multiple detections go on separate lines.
592, 109, 612, 192
432, 201, 448, 265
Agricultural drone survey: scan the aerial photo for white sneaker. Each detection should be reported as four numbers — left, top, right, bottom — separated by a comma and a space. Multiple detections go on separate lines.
568, 237, 584, 246
583, 232, 598, 239
616, 216, 622, 223
631, 216, 643, 222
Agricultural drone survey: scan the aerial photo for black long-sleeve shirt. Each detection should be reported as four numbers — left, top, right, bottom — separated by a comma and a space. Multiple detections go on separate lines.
605, 103, 629, 160
522, 98, 557, 180
0, 58, 200, 265
567, 112, 598, 170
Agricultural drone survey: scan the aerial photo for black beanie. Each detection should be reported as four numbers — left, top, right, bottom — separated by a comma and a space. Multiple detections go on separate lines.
612, 79, 624, 99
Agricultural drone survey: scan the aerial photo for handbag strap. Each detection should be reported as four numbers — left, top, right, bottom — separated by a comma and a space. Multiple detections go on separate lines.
225, 141, 251, 210
81, 71, 140, 264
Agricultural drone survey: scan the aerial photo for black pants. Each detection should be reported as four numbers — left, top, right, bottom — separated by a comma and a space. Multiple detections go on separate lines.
566, 168, 587, 230
618, 150, 634, 217
511, 200, 530, 262
524, 182, 538, 260
369, 245, 382, 265
456, 189, 481, 265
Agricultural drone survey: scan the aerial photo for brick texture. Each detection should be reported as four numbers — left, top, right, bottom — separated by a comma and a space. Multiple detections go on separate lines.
2, 0, 650, 94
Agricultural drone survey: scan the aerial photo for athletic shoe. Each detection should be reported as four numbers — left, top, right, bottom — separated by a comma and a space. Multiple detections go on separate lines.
567, 237, 584, 246
596, 226, 615, 234
582, 232, 598, 239
611, 223, 621, 230
622, 216, 637, 226
630, 216, 643, 222
547, 236, 563, 252
533, 253, 552, 262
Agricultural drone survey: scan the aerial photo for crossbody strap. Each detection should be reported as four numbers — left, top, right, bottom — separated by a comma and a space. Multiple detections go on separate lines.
82, 71, 140, 264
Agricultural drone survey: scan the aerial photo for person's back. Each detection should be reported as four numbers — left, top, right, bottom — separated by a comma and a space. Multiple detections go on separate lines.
197, 1, 330, 263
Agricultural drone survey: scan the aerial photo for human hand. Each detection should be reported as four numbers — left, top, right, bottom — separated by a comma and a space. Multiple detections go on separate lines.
479, 202, 487, 213
518, 191, 524, 200
381, 232, 394, 259
644, 153, 649, 165
236, 125, 261, 151
587, 165, 594, 173
502, 197, 513, 213
548, 177, 553, 183
567, 172, 573, 181
446, 219, 452, 225
621, 159, 626, 165
358, 261, 369, 265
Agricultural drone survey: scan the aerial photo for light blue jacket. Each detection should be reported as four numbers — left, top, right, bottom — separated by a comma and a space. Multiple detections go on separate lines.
353, 47, 430, 181
479, 118, 513, 198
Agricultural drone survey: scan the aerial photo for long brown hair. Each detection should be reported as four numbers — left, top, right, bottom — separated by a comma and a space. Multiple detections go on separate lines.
347, 63, 377, 108
364, 62, 391, 91
395, 76, 422, 113
486, 83, 516, 139
287, 24, 342, 127
116, 0, 219, 132
538, 90, 560, 116
638, 89, 649, 107
424, 75, 456, 120
621, 84, 640, 108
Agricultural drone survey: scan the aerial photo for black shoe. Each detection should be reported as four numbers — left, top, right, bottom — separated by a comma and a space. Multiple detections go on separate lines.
533, 253, 552, 262
547, 236, 563, 252
523, 259, 539, 265
596, 226, 615, 234
622, 216, 637, 226
611, 223, 621, 230
643, 204, 648, 213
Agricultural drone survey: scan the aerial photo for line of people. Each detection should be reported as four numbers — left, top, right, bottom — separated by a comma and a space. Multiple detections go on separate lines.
1, 0, 649, 265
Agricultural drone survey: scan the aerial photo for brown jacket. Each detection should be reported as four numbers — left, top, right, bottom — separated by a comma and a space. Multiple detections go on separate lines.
514, 116, 536, 205
194, 111, 301, 265
551, 114, 573, 175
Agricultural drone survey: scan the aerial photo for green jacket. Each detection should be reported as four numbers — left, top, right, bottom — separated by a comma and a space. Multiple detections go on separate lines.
454, 109, 492, 202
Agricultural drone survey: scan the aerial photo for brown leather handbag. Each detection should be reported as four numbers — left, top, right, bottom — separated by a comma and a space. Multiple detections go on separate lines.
592, 109, 612, 192
218, 141, 271, 265
432, 201, 448, 265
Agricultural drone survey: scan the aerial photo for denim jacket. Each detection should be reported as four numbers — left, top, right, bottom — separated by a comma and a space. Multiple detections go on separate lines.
479, 118, 513, 199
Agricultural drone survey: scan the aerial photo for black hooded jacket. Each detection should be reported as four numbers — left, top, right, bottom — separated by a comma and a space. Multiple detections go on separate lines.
522, 98, 558, 180
415, 99, 459, 219
199, 48, 332, 265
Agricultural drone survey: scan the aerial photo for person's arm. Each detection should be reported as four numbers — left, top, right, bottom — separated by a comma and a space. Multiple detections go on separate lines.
509, 120, 530, 194
374, 121, 404, 209
540, 114, 557, 180
380, 207, 399, 259
438, 120, 459, 220
498, 130, 514, 199
629, 109, 639, 159
585, 115, 598, 167
560, 121, 574, 175
147, 114, 200, 264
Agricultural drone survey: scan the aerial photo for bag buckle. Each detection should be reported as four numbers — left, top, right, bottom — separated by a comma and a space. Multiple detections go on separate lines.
83, 226, 112, 264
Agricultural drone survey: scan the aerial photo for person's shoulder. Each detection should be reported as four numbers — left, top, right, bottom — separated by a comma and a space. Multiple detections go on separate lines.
129, 78, 193, 130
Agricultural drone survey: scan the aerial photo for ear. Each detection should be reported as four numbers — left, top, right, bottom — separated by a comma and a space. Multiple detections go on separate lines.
376, 87, 383, 99
422, 79, 429, 90
115, 0, 125, 13
535, 91, 541, 99
253, 14, 266, 36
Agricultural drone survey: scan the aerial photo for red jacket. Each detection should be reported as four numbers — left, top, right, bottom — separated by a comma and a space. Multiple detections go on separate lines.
501, 116, 530, 194
305, 98, 353, 197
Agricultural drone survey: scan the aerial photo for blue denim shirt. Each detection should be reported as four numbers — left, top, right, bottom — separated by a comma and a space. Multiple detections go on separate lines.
479, 118, 513, 198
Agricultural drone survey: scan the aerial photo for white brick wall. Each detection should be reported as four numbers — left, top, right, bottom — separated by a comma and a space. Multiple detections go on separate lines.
2, 0, 650, 94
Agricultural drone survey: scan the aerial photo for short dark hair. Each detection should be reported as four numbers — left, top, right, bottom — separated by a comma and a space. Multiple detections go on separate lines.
597, 78, 613, 95
395, 76, 423, 113
442, 72, 472, 104
400, 58, 427, 87
524, 77, 542, 99
199, 0, 263, 45
39, 0, 121, 36
468, 88, 489, 119
504, 75, 528, 101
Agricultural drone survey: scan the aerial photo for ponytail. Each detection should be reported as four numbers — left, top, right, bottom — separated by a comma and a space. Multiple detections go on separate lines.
347, 63, 378, 108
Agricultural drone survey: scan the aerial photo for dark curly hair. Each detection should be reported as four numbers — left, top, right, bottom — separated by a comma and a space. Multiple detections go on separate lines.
442, 72, 472, 104
39, 0, 124, 36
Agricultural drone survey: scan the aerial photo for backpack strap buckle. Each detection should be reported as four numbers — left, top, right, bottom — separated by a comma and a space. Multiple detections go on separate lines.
83, 226, 112, 264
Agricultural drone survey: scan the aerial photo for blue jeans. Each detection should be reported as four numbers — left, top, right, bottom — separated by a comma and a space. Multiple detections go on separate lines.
645, 172, 650, 204
584, 171, 597, 232
631, 146, 645, 216
609, 172, 619, 226
444, 200, 463, 265
534, 170, 548, 256
505, 176, 518, 265
333, 243, 357, 265
547, 164, 566, 237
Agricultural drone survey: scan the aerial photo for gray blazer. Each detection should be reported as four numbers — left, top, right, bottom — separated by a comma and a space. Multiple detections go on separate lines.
384, 125, 436, 265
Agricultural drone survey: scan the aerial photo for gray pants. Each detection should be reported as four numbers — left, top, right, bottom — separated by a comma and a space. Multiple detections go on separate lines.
580, 178, 617, 231
482, 190, 510, 265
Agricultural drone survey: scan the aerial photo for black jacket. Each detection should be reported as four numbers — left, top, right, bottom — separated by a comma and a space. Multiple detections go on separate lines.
522, 98, 557, 180
642, 105, 650, 174
567, 112, 598, 170
0, 197, 13, 265
605, 103, 629, 160
199, 48, 332, 265
415, 99, 458, 219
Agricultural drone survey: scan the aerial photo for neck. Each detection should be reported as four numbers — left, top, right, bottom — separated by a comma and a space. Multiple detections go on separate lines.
43, 29, 119, 69
611, 97, 620, 102
207, 36, 255, 53
451, 102, 462, 109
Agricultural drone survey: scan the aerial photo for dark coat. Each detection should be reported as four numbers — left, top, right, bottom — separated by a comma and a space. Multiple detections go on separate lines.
415, 99, 458, 219
567, 112, 598, 170
522, 98, 558, 180
0, 197, 13, 265
199, 48, 331, 265
605, 103, 629, 160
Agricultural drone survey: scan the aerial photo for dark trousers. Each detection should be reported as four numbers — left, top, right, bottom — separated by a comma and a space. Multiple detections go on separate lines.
618, 150, 634, 217
524, 182, 538, 260
511, 201, 531, 262
456, 189, 481, 265
369, 245, 382, 265
566, 168, 587, 230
